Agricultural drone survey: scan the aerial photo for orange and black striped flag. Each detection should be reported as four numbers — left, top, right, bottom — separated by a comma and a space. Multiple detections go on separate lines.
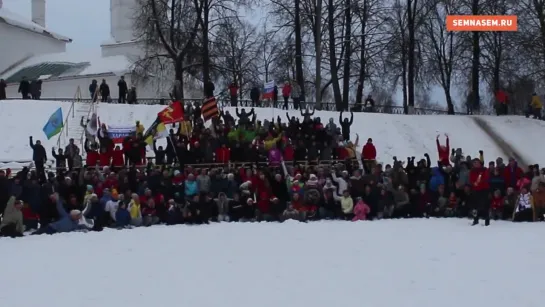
202, 96, 219, 121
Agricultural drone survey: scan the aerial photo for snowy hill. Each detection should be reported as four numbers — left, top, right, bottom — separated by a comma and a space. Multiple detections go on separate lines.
1, 99, 542, 167
479, 116, 544, 165
0, 219, 543, 307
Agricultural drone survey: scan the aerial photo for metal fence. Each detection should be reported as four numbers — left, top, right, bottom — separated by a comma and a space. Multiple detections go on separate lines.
5, 97, 473, 115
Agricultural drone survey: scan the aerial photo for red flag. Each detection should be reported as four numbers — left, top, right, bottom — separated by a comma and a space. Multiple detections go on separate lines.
158, 101, 184, 124
202, 96, 219, 121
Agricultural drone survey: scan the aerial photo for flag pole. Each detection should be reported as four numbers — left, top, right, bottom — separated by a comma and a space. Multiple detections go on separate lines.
167, 133, 180, 169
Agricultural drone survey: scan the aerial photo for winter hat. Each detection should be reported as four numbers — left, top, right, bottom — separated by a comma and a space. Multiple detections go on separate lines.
70, 209, 82, 216
309, 174, 317, 179
174, 170, 181, 176
86, 185, 93, 191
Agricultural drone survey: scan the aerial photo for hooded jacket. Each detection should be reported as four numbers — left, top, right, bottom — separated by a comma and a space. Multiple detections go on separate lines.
0, 197, 23, 234
352, 200, 370, 221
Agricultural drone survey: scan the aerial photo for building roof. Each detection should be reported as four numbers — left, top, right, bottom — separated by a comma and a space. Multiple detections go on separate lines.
0, 7, 72, 42
1, 49, 133, 83
100, 38, 140, 47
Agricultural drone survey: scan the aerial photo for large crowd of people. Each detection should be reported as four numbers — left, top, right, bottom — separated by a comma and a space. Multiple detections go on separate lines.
0, 102, 543, 238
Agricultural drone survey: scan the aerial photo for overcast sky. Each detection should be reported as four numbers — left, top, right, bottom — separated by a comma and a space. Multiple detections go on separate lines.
3, 0, 110, 51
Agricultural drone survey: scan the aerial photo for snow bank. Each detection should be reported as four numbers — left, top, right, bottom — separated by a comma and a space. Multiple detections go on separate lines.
0, 99, 539, 167
479, 116, 545, 166
0, 100, 73, 162
0, 219, 542, 307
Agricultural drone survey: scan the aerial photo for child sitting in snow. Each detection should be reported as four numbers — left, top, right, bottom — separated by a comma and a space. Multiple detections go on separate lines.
282, 202, 300, 221
340, 190, 354, 220
445, 192, 458, 217
513, 186, 534, 222
352, 198, 370, 221
490, 189, 504, 220
115, 202, 131, 229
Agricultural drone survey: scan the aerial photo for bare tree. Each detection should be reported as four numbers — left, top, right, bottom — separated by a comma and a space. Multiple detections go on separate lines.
480, 0, 518, 93
383, 1, 409, 111
352, 0, 391, 107
421, 0, 465, 114
194, 0, 247, 84
214, 20, 261, 97
133, 0, 203, 98
516, 0, 545, 82
384, 0, 430, 114
327, 0, 343, 110
258, 23, 283, 83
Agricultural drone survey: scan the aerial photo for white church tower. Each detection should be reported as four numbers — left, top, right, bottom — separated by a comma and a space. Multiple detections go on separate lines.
31, 0, 46, 27
101, 0, 142, 58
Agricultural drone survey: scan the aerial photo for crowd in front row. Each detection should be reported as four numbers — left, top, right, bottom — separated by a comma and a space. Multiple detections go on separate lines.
0, 105, 543, 237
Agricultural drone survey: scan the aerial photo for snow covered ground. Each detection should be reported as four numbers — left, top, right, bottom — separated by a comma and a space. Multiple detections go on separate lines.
0, 99, 540, 168
0, 219, 543, 307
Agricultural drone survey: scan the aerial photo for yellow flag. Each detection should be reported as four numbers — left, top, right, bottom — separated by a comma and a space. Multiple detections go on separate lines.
145, 122, 168, 145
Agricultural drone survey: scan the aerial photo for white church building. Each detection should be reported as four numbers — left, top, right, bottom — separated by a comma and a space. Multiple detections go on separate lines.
0, 0, 199, 100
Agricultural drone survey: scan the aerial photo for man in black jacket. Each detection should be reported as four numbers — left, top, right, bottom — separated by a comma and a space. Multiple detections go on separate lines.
0, 79, 7, 100
99, 79, 110, 102
29, 136, 47, 182
118, 76, 128, 104
18, 77, 30, 99
30, 80, 42, 100
204, 79, 215, 98
89, 80, 98, 102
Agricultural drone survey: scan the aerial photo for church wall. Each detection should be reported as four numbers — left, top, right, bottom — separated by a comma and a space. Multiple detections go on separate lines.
0, 22, 66, 73
101, 40, 144, 58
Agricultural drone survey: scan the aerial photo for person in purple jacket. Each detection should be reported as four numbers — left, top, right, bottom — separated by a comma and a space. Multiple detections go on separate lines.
268, 143, 282, 167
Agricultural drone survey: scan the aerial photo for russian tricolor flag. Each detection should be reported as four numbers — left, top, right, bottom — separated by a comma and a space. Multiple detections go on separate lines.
262, 80, 275, 99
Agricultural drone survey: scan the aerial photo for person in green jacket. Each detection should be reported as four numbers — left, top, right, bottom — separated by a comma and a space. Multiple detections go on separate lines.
0, 196, 24, 237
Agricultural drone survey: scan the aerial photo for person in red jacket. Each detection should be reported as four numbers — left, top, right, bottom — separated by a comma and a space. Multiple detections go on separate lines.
84, 139, 99, 168
283, 142, 294, 161
503, 158, 523, 189
111, 146, 124, 170
228, 82, 238, 107
490, 189, 504, 220
138, 145, 146, 166
436, 134, 450, 166
361, 138, 376, 173
495, 88, 508, 115
469, 158, 490, 226
281, 81, 291, 110
99, 147, 111, 167
215, 144, 230, 164
122, 137, 132, 166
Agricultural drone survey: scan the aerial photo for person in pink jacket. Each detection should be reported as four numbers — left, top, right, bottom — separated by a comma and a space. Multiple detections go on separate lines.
352, 198, 371, 221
